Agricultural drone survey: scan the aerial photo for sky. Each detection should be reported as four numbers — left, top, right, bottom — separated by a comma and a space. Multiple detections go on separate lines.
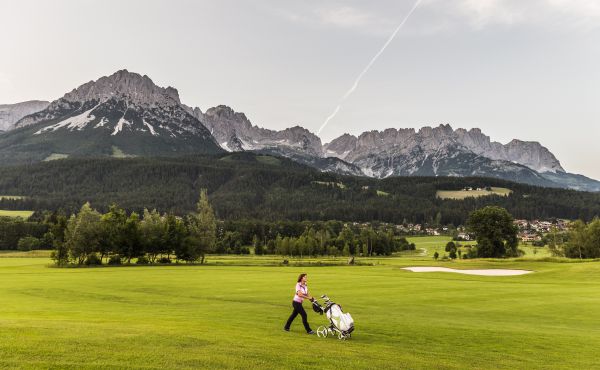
1, 0, 599, 178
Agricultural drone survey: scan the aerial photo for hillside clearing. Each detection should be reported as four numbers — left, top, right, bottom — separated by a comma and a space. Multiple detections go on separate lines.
0, 210, 34, 219
436, 187, 512, 200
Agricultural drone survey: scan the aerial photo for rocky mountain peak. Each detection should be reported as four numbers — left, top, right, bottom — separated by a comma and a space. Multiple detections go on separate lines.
504, 139, 564, 173
324, 133, 358, 160
205, 105, 250, 123
61, 69, 181, 107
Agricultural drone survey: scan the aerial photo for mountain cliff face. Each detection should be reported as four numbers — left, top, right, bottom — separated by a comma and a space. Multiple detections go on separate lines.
0, 100, 49, 131
200, 106, 598, 191
323, 125, 565, 177
195, 105, 323, 157
0, 70, 221, 164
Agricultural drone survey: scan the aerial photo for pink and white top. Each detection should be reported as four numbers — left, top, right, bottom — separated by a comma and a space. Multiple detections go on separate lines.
293, 282, 308, 303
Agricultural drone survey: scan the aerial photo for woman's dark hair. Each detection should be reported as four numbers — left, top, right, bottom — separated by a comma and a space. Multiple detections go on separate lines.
297, 273, 307, 283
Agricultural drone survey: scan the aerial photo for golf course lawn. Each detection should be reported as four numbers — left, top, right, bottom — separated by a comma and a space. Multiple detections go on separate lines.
1, 256, 599, 369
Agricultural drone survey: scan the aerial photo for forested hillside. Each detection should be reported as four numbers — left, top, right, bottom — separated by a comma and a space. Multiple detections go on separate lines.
0, 152, 599, 225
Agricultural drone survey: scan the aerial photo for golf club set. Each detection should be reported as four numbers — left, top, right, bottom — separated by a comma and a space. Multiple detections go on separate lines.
311, 295, 354, 340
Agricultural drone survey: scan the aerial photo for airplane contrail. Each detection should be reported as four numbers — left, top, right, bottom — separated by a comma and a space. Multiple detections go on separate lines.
318, 0, 423, 135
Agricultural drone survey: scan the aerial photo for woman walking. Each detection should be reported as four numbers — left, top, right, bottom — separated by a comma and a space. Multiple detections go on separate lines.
284, 273, 315, 334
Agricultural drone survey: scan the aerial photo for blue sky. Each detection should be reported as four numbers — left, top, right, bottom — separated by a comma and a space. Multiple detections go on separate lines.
1, 0, 599, 178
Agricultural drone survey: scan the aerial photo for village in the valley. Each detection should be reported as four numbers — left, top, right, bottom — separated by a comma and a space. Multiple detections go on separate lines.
349, 218, 570, 244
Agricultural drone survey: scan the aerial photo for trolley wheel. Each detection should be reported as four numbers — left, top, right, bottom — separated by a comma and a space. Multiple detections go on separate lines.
316, 326, 328, 338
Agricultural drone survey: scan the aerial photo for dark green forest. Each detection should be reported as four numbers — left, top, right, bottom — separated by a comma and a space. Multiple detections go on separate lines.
1, 152, 599, 225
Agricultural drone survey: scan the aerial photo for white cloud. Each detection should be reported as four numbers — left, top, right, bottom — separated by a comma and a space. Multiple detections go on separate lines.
315, 6, 373, 28
275, 2, 397, 36
430, 0, 600, 30
454, 0, 526, 28
274, 0, 600, 36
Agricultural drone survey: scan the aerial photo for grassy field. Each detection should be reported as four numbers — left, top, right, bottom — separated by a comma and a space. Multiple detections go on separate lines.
0, 210, 34, 219
405, 236, 552, 259
312, 181, 346, 189
407, 236, 453, 257
436, 187, 512, 200
1, 251, 599, 369
43, 153, 69, 161
0, 195, 26, 200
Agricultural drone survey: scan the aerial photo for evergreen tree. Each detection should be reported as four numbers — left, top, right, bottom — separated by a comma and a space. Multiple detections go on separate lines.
187, 189, 217, 264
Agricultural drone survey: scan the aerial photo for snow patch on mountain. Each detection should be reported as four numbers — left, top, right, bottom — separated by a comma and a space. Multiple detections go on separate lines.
112, 116, 131, 136
143, 119, 157, 136
35, 104, 99, 134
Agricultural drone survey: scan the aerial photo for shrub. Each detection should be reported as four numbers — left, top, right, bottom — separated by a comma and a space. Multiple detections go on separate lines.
17, 236, 42, 251
157, 257, 171, 264
84, 254, 102, 266
433, 251, 439, 260
108, 255, 122, 265
136, 256, 150, 265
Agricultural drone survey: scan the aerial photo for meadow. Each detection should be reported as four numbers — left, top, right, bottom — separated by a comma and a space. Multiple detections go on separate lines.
0, 210, 34, 219
1, 237, 599, 369
436, 187, 512, 200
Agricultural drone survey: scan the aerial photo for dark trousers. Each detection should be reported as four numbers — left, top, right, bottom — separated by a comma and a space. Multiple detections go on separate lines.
285, 301, 312, 332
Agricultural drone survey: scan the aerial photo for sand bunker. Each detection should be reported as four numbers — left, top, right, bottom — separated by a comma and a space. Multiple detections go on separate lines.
402, 267, 533, 276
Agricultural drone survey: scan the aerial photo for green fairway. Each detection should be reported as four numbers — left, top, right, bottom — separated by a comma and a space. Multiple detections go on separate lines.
406, 236, 552, 259
407, 235, 453, 257
436, 187, 512, 200
1, 256, 599, 369
0, 210, 34, 219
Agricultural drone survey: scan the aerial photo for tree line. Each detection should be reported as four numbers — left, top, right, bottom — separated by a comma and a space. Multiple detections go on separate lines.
6, 197, 600, 262
10, 189, 413, 266
545, 218, 600, 259
0, 154, 599, 225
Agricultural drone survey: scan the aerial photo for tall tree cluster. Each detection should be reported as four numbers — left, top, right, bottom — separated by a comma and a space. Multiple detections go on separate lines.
51, 190, 217, 266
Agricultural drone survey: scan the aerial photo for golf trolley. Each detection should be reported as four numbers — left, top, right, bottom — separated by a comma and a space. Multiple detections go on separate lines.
311, 295, 354, 340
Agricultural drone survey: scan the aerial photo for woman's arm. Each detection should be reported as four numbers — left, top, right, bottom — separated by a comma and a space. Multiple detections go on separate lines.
296, 290, 313, 300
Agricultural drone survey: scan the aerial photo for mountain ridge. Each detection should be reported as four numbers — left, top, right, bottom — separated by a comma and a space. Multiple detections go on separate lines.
0, 100, 50, 131
1, 69, 597, 191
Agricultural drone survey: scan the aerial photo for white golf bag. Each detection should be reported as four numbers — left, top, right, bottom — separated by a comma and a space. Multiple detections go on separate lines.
313, 295, 354, 340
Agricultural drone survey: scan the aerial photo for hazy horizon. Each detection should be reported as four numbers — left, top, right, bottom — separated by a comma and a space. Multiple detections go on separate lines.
1, 0, 599, 178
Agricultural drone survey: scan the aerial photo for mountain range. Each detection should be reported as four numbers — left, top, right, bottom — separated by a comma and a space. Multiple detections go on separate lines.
1, 69, 598, 192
